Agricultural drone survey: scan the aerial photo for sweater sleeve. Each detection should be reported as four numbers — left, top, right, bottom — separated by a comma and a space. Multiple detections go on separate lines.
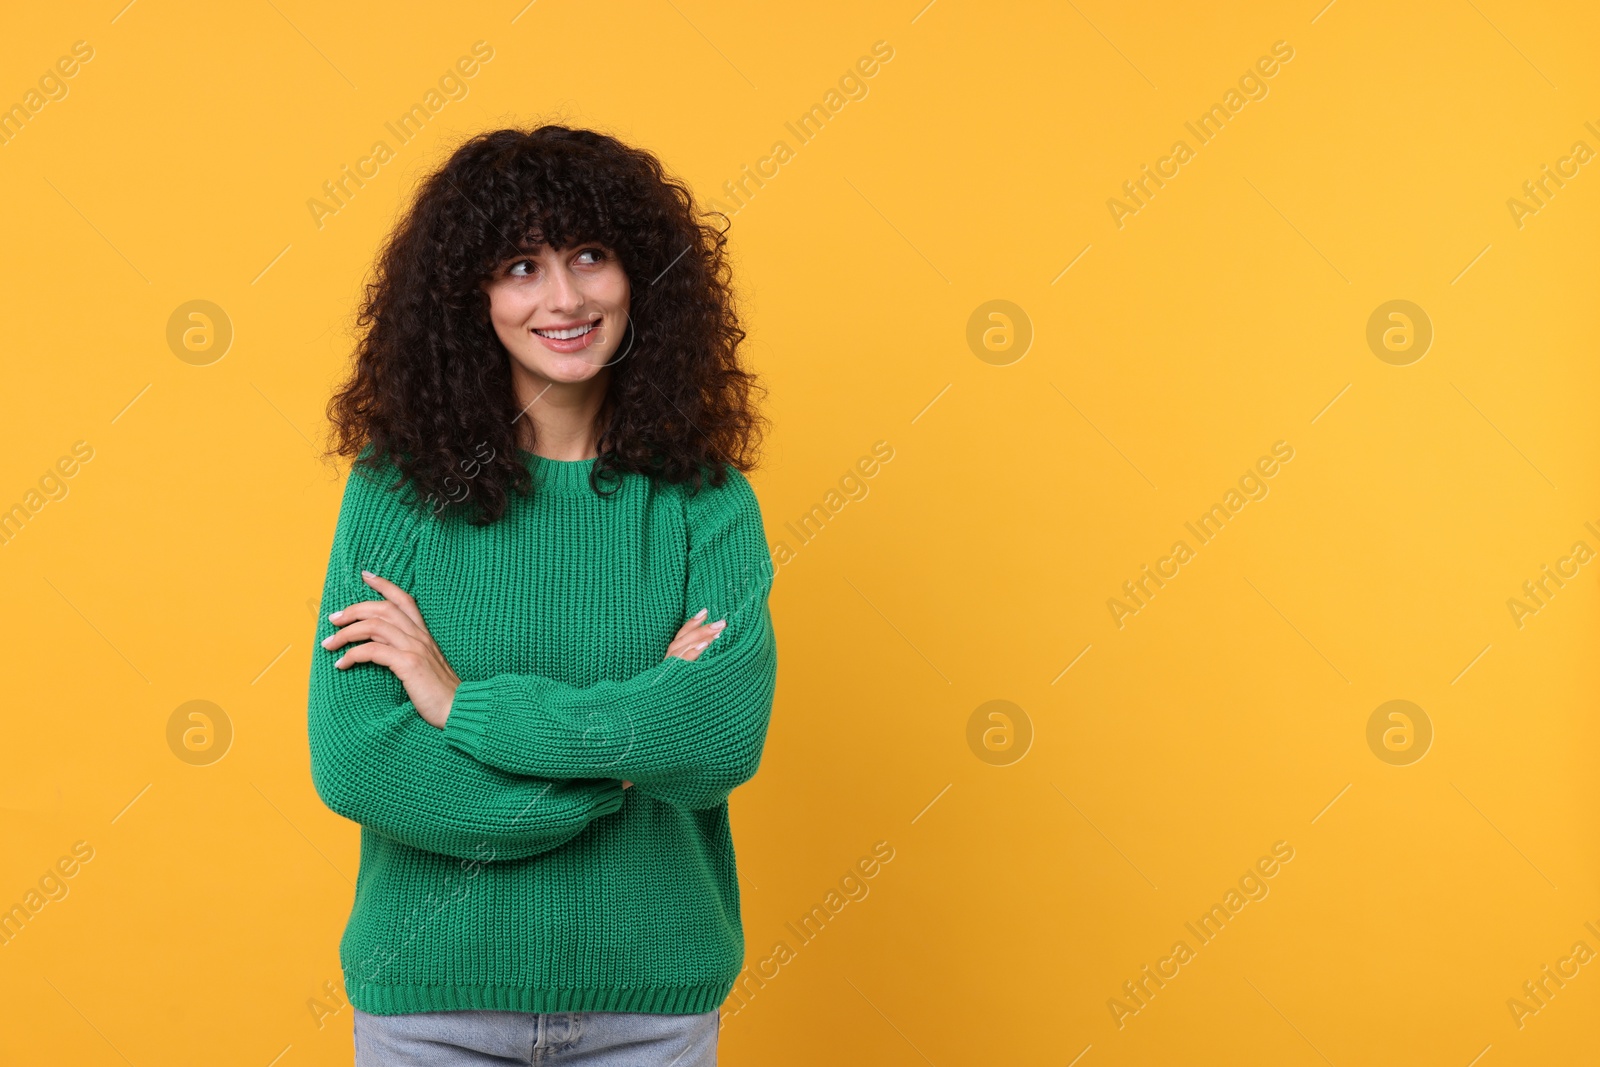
306, 452, 626, 861
441, 466, 779, 811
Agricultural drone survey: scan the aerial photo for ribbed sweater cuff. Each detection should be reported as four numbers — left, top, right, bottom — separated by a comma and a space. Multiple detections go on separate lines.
443, 679, 498, 760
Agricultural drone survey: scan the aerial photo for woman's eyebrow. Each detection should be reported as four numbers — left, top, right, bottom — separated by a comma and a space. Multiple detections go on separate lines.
497, 239, 605, 263
490, 244, 540, 267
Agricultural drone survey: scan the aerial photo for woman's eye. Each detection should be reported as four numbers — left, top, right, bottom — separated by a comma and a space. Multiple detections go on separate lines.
505, 249, 604, 277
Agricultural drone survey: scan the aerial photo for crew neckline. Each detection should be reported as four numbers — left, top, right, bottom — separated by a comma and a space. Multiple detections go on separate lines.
518, 449, 599, 495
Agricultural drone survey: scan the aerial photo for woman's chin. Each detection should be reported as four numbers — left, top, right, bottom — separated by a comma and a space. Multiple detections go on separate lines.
515, 353, 612, 382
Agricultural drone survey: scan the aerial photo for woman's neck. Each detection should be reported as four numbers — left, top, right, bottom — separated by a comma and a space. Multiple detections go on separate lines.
512, 366, 610, 461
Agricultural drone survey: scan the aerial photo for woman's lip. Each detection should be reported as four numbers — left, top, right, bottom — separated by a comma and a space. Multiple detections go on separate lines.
532, 320, 602, 353
534, 318, 600, 331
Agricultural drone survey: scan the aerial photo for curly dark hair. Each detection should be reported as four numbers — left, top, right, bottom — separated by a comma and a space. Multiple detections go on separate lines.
322, 123, 768, 525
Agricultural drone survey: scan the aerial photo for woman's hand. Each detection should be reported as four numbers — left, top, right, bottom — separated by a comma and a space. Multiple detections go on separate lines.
322, 570, 461, 728
664, 608, 726, 662
615, 611, 725, 794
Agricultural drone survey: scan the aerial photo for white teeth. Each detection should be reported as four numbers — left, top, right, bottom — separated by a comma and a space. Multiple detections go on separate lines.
533, 321, 598, 340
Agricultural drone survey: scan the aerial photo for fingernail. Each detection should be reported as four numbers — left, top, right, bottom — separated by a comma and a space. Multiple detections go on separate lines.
320, 636, 334, 648
329, 611, 343, 621
362, 570, 374, 578
709, 620, 726, 630
694, 608, 707, 618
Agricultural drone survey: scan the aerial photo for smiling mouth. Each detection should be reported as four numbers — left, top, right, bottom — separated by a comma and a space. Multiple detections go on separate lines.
532, 320, 600, 339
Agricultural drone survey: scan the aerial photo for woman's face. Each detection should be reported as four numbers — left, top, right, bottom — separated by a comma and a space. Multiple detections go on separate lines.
480, 241, 632, 384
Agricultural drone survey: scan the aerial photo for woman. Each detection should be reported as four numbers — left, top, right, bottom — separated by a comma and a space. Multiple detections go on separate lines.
307, 125, 778, 1066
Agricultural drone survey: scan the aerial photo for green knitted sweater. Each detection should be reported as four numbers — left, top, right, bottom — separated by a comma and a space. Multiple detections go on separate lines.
306, 446, 778, 1016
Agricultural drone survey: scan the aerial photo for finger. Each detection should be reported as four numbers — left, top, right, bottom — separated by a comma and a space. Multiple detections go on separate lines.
680, 619, 727, 647
330, 598, 423, 642
331, 638, 411, 671
681, 618, 726, 644
672, 615, 726, 643
664, 628, 697, 660
360, 570, 426, 629
665, 618, 706, 653
671, 609, 709, 640
664, 626, 716, 659
665, 630, 722, 661
361, 570, 426, 629
323, 616, 421, 653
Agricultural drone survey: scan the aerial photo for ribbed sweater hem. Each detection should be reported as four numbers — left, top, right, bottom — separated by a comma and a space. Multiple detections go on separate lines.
348, 978, 735, 1016
443, 680, 495, 755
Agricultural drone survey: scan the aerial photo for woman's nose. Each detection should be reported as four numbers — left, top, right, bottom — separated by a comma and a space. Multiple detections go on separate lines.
546, 267, 580, 311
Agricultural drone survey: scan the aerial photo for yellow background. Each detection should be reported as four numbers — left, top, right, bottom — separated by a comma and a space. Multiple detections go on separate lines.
2, 1, 1597, 1063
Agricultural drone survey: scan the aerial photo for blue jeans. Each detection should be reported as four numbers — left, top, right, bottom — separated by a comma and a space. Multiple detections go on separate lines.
353, 1007, 719, 1066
